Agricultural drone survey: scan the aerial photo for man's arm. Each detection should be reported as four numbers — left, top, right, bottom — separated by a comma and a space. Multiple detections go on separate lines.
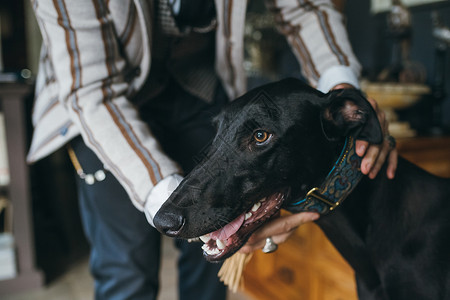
268, 0, 362, 90
240, 0, 397, 253
33, 0, 181, 214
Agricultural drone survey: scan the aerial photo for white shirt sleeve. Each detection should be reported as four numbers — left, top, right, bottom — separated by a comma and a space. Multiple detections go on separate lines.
317, 65, 361, 93
144, 174, 184, 227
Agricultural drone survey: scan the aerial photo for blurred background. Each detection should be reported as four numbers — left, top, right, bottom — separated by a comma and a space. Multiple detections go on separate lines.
0, 0, 449, 299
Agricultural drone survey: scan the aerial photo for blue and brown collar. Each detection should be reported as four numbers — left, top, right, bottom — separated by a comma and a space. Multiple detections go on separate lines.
289, 136, 363, 215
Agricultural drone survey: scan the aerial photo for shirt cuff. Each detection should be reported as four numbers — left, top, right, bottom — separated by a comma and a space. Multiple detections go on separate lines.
144, 174, 184, 227
316, 65, 360, 93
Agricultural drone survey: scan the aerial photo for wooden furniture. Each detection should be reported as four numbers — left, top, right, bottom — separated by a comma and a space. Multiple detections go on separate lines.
0, 82, 44, 295
396, 136, 450, 178
242, 136, 450, 300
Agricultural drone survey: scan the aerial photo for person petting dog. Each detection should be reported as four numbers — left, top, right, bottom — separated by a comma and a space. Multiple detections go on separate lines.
27, 0, 396, 299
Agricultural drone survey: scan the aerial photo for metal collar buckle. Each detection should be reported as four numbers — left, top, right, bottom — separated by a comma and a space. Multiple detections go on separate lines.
289, 136, 362, 214
306, 187, 340, 211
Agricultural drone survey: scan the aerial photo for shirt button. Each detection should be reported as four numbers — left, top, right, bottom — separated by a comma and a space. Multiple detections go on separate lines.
60, 126, 68, 136
135, 67, 141, 76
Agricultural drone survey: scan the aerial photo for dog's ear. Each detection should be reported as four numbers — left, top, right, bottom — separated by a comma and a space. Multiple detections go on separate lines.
320, 89, 383, 143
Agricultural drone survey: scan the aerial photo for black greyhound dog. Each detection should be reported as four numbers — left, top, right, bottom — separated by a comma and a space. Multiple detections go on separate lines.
154, 78, 450, 299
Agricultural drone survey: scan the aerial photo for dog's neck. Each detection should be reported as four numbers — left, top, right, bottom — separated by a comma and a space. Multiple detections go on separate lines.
286, 135, 385, 291
288, 136, 363, 215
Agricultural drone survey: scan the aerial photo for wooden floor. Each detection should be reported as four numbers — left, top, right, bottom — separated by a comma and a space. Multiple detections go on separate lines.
243, 222, 358, 300
2, 236, 251, 300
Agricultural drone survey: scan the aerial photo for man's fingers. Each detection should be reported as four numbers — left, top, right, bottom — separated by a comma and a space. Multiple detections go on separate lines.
386, 148, 398, 179
367, 97, 379, 111
239, 231, 293, 253
368, 146, 388, 179
359, 96, 398, 179
247, 212, 319, 243
239, 212, 319, 253
355, 140, 368, 157
368, 134, 397, 178
360, 143, 381, 175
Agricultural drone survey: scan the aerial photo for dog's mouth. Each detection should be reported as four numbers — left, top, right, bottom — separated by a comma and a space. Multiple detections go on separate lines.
194, 191, 286, 262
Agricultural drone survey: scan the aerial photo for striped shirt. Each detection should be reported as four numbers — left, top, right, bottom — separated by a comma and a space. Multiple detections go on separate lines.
28, 0, 361, 212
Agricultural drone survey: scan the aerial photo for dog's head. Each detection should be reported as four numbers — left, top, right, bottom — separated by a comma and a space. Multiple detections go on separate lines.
154, 78, 383, 261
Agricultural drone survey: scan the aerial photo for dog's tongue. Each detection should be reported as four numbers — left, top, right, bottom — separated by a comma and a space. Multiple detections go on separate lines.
210, 214, 245, 240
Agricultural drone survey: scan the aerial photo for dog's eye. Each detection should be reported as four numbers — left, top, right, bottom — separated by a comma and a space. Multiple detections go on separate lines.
253, 130, 272, 145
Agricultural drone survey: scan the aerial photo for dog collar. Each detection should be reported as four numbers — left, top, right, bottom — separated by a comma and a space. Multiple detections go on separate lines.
289, 136, 363, 214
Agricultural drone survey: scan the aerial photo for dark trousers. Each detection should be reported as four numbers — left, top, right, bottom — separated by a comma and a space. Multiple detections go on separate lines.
71, 80, 228, 300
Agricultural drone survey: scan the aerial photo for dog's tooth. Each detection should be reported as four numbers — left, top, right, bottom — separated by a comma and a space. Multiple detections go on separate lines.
199, 234, 211, 243
245, 212, 252, 220
260, 197, 266, 202
216, 239, 226, 250
205, 247, 220, 255
201, 244, 209, 251
187, 237, 200, 243
251, 202, 261, 212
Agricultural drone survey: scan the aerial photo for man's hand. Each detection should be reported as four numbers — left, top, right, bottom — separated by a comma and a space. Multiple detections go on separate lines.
356, 97, 398, 179
332, 83, 398, 179
239, 212, 319, 254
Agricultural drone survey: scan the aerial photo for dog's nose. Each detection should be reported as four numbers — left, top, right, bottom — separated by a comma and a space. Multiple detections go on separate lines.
153, 210, 185, 237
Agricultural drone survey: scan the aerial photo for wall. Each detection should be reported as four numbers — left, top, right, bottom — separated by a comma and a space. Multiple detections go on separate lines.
345, 0, 450, 128
24, 0, 41, 75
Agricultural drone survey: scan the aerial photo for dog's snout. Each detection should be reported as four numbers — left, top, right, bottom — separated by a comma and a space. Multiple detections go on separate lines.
154, 210, 185, 237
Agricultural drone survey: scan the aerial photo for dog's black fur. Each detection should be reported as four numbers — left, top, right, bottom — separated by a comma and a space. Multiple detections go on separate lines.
154, 78, 450, 300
